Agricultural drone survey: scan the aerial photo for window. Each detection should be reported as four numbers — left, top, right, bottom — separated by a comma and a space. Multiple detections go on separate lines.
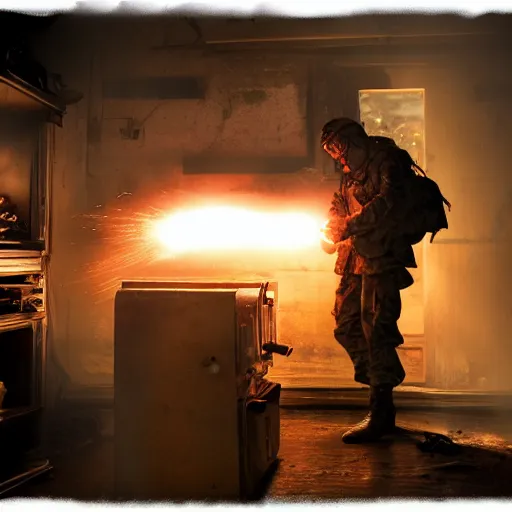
358, 88, 426, 168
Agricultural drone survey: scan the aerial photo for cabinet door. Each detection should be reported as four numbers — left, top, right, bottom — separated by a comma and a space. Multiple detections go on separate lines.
114, 288, 242, 500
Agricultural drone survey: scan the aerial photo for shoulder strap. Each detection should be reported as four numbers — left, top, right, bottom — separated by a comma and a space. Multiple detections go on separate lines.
411, 162, 452, 212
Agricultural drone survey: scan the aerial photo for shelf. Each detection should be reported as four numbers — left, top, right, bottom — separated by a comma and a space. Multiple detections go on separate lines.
0, 407, 41, 423
0, 284, 42, 289
0, 67, 66, 119
0, 458, 52, 497
0, 241, 44, 253
0, 312, 45, 330
0, 259, 42, 275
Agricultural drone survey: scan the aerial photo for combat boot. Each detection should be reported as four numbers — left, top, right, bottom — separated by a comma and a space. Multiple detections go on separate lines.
341, 385, 396, 444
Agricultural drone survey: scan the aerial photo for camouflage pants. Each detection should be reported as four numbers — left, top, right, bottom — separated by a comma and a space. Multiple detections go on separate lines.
333, 272, 406, 388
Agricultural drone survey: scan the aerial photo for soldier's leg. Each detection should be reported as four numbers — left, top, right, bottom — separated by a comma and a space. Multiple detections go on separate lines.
333, 274, 370, 386
362, 272, 406, 388
342, 271, 405, 444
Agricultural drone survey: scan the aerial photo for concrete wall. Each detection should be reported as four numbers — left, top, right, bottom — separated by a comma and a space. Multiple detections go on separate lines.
36, 16, 512, 399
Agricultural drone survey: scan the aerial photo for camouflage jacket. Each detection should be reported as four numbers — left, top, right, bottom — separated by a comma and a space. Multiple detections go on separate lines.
326, 139, 417, 278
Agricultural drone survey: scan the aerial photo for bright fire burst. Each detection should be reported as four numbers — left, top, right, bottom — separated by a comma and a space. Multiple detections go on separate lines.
150, 206, 325, 255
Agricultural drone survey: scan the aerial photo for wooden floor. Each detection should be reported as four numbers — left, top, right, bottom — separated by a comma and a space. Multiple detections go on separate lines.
269, 409, 512, 500
9, 407, 512, 501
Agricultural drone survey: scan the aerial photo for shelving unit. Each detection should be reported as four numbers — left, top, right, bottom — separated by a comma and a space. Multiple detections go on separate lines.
0, 34, 67, 496
0, 119, 57, 496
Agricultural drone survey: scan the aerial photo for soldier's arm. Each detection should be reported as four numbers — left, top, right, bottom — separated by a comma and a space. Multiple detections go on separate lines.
344, 159, 408, 237
325, 191, 349, 243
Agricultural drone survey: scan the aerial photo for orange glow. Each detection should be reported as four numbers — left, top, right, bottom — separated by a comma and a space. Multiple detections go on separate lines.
150, 206, 326, 255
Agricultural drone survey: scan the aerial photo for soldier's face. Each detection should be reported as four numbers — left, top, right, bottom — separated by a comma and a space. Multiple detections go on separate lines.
323, 141, 351, 173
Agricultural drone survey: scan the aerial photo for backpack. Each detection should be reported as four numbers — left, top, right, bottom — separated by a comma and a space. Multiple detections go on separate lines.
371, 136, 452, 245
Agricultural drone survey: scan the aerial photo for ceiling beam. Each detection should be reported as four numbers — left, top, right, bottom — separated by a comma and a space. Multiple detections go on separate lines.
196, 15, 509, 45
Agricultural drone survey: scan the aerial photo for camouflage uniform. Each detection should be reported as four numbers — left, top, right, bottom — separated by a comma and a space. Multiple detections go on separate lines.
320, 116, 450, 443
327, 140, 416, 388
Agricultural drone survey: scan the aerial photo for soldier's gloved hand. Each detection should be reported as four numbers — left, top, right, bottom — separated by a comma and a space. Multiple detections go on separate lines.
320, 238, 338, 255
320, 224, 339, 255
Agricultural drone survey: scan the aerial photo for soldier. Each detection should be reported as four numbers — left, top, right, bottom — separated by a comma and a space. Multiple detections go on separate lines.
320, 118, 417, 444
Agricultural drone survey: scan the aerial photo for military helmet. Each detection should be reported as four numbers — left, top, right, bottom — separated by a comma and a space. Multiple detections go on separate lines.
320, 117, 367, 147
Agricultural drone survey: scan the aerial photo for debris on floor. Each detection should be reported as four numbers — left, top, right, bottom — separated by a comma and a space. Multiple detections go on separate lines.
416, 432, 462, 456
